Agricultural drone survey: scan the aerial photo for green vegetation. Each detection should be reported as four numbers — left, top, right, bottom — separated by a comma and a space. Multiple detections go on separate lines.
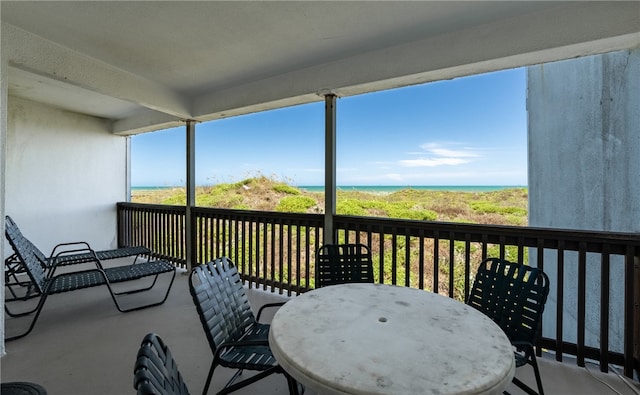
133, 176, 528, 226
276, 196, 316, 213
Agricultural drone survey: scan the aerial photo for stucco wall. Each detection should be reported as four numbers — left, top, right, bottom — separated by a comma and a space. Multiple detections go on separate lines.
528, 49, 640, 353
5, 96, 129, 255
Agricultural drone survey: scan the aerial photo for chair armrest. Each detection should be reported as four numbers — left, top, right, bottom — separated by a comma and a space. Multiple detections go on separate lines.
49, 241, 93, 258
46, 243, 103, 277
256, 302, 286, 322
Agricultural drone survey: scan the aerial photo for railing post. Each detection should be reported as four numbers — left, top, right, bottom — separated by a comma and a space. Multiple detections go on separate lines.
634, 253, 640, 378
323, 92, 337, 246
186, 120, 196, 271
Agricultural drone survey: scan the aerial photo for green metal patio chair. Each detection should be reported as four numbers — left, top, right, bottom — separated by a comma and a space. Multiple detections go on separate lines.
315, 243, 374, 288
467, 257, 550, 395
189, 257, 300, 395
134, 333, 191, 395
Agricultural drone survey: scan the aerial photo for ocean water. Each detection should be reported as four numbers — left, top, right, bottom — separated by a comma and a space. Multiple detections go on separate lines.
132, 185, 526, 193
297, 185, 526, 193
131, 186, 176, 191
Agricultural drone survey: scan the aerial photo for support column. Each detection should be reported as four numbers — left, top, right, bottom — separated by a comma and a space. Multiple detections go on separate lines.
0, 34, 8, 356
125, 136, 132, 202
324, 94, 337, 245
185, 120, 196, 270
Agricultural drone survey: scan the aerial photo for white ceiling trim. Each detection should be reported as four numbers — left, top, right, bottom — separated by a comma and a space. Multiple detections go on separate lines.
2, 23, 190, 120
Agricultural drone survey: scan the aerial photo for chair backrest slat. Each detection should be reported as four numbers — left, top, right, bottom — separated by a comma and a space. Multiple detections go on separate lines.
316, 243, 374, 288
5, 216, 48, 292
134, 333, 190, 395
467, 258, 549, 345
189, 257, 256, 354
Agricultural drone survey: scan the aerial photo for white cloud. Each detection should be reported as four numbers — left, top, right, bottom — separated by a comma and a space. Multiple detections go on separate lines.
400, 157, 470, 167
399, 143, 480, 167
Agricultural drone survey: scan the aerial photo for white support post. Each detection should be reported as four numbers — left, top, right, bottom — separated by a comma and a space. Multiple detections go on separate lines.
0, 34, 8, 355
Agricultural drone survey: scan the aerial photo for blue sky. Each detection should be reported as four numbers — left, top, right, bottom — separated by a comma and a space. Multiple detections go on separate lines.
131, 67, 527, 187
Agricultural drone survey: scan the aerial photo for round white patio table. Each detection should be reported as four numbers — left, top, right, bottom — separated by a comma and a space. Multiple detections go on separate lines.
269, 283, 515, 395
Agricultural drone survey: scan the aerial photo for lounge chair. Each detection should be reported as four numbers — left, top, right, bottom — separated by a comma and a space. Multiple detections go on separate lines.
189, 257, 299, 395
315, 243, 374, 288
5, 215, 150, 299
467, 257, 550, 395
4, 215, 176, 341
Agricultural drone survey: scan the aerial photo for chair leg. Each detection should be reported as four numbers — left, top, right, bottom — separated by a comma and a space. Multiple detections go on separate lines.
509, 345, 544, 395
111, 273, 160, 295
216, 367, 280, 395
5, 291, 51, 342
202, 361, 217, 395
512, 376, 540, 395
530, 353, 544, 395
4, 296, 41, 317
285, 372, 301, 395
106, 270, 176, 313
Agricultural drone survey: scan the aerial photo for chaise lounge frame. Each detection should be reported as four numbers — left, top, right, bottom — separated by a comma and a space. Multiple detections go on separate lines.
4, 215, 176, 341
4, 216, 151, 300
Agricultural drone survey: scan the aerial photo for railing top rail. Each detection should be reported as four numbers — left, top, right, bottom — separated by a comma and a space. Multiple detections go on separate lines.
191, 206, 324, 222
335, 214, 640, 243
118, 202, 186, 212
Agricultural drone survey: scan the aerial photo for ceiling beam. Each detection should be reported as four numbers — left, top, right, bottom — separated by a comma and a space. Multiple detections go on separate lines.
112, 109, 184, 136
2, 23, 191, 120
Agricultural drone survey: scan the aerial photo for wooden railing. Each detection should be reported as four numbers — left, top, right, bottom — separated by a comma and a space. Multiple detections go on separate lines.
117, 202, 640, 378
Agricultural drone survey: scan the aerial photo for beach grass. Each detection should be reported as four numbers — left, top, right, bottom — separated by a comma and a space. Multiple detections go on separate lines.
132, 176, 527, 226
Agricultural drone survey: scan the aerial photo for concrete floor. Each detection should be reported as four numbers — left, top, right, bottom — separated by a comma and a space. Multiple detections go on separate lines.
2, 260, 640, 395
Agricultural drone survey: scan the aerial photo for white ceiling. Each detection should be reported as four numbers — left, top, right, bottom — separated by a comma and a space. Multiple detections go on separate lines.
2, 1, 639, 135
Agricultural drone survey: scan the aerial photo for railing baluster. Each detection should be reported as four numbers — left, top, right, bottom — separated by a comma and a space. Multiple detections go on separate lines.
391, 229, 397, 285
577, 242, 587, 367
448, 232, 454, 299
305, 223, 310, 288
600, 245, 610, 373
464, 233, 471, 301
537, 237, 545, 359
556, 240, 565, 362
263, 220, 268, 291
418, 229, 425, 290
248, 220, 254, 289
433, 230, 439, 293
405, 232, 411, 287
278, 220, 284, 294
234, 218, 240, 268
481, 234, 488, 260
624, 245, 635, 377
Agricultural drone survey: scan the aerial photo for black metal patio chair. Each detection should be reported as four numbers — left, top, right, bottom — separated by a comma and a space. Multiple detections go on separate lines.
467, 257, 550, 395
315, 243, 374, 288
5, 215, 150, 299
189, 257, 299, 395
4, 215, 176, 341
134, 333, 190, 395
